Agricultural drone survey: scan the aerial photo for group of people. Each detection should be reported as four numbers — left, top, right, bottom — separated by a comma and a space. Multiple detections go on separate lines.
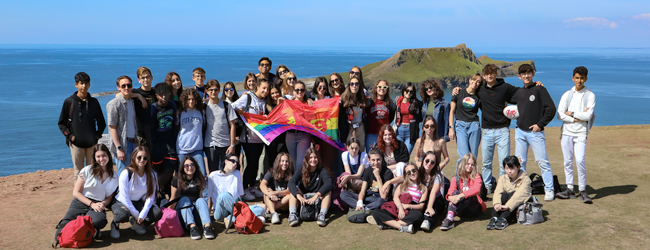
54, 56, 596, 244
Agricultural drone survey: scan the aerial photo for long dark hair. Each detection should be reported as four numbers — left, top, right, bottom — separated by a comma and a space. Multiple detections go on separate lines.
376, 124, 399, 155
301, 148, 331, 188
292, 81, 309, 102
176, 156, 206, 192
329, 72, 345, 96
312, 77, 331, 99
350, 66, 365, 89
91, 144, 114, 180
164, 72, 183, 98
267, 84, 283, 112
421, 77, 444, 102
220, 81, 240, 102
421, 151, 441, 187
341, 78, 367, 109
401, 82, 418, 103
179, 88, 205, 113
272, 152, 294, 182
127, 146, 156, 199
417, 116, 439, 160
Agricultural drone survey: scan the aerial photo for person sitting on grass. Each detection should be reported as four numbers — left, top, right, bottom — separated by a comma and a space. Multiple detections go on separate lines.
288, 148, 332, 227
54, 144, 118, 245
207, 154, 266, 226
338, 137, 369, 193
110, 146, 162, 239
486, 155, 532, 230
168, 156, 214, 240
369, 162, 428, 234
340, 148, 393, 213
261, 152, 295, 224
440, 153, 486, 231
419, 151, 445, 231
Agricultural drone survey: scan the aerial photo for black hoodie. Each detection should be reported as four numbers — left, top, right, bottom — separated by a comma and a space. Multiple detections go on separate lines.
476, 78, 520, 129
58, 92, 106, 148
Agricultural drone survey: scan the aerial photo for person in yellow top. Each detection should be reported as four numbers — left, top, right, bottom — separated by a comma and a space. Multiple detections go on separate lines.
487, 155, 532, 230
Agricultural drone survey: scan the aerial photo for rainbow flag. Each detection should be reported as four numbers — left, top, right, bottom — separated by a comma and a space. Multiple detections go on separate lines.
241, 98, 346, 151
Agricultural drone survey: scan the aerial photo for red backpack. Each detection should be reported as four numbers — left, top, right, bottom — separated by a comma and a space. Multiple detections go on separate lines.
225, 201, 263, 234
56, 215, 96, 248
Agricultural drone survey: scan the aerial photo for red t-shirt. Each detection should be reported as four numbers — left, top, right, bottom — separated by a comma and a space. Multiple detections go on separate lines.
368, 100, 390, 134
399, 102, 412, 123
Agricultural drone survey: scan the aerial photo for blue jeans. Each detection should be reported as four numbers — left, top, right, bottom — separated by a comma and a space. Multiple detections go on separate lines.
178, 150, 207, 177
481, 127, 510, 189
515, 128, 554, 191
396, 124, 414, 153
285, 131, 312, 169
114, 141, 136, 175
454, 120, 481, 171
213, 192, 236, 221
177, 197, 211, 228
365, 133, 379, 153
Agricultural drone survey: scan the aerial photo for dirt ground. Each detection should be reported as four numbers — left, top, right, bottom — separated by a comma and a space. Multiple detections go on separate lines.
1, 125, 649, 249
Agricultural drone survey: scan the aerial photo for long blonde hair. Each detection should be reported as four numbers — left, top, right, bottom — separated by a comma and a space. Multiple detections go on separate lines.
457, 153, 478, 181
400, 162, 426, 193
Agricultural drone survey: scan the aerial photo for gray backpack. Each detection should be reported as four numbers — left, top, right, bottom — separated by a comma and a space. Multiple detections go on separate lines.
517, 197, 545, 225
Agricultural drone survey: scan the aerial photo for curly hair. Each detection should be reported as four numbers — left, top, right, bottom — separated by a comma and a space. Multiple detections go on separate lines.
376, 124, 399, 155
421, 77, 443, 102
179, 88, 205, 113
176, 155, 206, 193
272, 152, 294, 182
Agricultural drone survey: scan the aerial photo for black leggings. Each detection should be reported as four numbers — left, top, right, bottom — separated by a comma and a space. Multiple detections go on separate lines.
447, 190, 482, 217
372, 208, 424, 227
491, 191, 515, 219
241, 143, 264, 189
55, 198, 107, 242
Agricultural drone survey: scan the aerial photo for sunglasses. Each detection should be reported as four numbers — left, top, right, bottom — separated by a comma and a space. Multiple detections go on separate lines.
120, 83, 133, 89
295, 88, 306, 93
331, 78, 340, 83
224, 88, 234, 92
425, 86, 434, 91
350, 71, 360, 76
225, 158, 238, 164
278, 70, 288, 75
184, 163, 196, 168
318, 85, 327, 90
136, 156, 148, 161
207, 88, 219, 92
405, 169, 418, 175
376, 85, 388, 90
404, 89, 413, 94
424, 159, 435, 165
287, 77, 297, 81
423, 124, 434, 129
259, 63, 270, 67
349, 82, 359, 87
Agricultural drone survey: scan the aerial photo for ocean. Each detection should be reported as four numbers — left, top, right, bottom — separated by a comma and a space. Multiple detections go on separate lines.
1, 46, 648, 176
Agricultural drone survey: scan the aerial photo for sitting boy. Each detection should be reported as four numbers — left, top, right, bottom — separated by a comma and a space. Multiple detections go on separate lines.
487, 156, 532, 230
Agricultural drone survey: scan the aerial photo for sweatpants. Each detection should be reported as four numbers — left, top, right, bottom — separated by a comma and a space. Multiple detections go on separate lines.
561, 135, 587, 191
339, 190, 386, 210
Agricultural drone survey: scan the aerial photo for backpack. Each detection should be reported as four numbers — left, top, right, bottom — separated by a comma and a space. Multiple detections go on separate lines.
517, 196, 545, 225
346, 209, 372, 223
154, 198, 192, 238
529, 173, 561, 194
299, 193, 322, 221
224, 100, 246, 138
454, 174, 488, 201
225, 201, 263, 234
56, 215, 96, 248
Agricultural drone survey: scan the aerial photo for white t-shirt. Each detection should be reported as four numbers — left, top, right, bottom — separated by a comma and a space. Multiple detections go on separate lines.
79, 165, 118, 201
232, 93, 266, 143
341, 151, 369, 174
205, 100, 237, 147
207, 170, 245, 210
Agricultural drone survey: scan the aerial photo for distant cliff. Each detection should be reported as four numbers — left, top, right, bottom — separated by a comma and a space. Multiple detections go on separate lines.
351, 44, 535, 89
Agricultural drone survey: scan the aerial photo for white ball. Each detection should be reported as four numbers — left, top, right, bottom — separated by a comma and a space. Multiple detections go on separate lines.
503, 105, 519, 119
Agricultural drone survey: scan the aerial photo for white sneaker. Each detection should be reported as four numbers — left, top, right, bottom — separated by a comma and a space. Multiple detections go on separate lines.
271, 212, 281, 224
241, 189, 255, 201
110, 222, 120, 239
224, 216, 234, 228
130, 218, 147, 235
421, 219, 431, 231
251, 188, 264, 198
257, 216, 266, 224
545, 190, 555, 201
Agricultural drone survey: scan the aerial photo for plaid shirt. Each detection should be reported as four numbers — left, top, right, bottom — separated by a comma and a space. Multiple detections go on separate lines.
106, 95, 138, 158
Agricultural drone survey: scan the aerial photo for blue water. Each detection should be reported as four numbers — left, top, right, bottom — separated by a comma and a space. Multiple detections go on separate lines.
1, 46, 648, 176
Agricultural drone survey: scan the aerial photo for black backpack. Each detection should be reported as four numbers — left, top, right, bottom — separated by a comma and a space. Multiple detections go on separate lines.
224, 94, 252, 142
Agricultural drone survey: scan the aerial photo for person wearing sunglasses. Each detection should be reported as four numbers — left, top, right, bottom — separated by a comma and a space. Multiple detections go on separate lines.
220, 81, 240, 104
110, 146, 162, 238
312, 77, 331, 101
349, 66, 370, 97
394, 82, 422, 153
366, 80, 396, 153
256, 57, 276, 86
369, 162, 427, 233
168, 156, 213, 240
286, 81, 315, 168
420, 151, 446, 231
263, 84, 288, 177
329, 72, 346, 97
413, 116, 450, 170
420, 78, 450, 142
282, 71, 298, 98
275, 65, 291, 88
339, 77, 368, 150
449, 73, 483, 171
107, 75, 139, 175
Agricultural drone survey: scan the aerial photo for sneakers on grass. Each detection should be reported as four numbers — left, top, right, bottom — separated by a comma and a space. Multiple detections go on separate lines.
317, 212, 327, 227
271, 212, 281, 224
440, 219, 455, 231
203, 226, 215, 239
578, 191, 593, 204
288, 213, 299, 227
486, 217, 497, 230
494, 217, 509, 230
544, 190, 555, 201
399, 224, 414, 234
420, 219, 431, 231
556, 188, 576, 199
366, 215, 377, 225
130, 218, 146, 235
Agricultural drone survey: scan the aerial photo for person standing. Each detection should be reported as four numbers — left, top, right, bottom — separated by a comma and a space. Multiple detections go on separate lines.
107, 75, 139, 175
58, 72, 106, 181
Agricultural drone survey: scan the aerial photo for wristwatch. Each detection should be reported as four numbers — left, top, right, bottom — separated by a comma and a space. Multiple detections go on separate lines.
117, 145, 123, 151
229, 145, 236, 148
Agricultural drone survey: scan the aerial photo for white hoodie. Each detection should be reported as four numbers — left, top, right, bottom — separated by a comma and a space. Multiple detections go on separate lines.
557, 86, 596, 137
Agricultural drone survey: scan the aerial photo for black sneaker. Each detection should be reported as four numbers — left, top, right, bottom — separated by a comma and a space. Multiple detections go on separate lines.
317, 212, 327, 227
495, 217, 509, 230
578, 191, 593, 204
440, 219, 455, 231
486, 217, 497, 230
190, 226, 201, 240
288, 213, 299, 227
203, 226, 215, 239
556, 188, 576, 199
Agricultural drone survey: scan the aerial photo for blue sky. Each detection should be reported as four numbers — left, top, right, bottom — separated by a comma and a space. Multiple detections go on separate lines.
1, 0, 648, 48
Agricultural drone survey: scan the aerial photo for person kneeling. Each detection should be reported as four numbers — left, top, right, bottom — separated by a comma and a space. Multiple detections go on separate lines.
486, 155, 532, 230
370, 163, 428, 233
440, 153, 486, 231
288, 148, 332, 227
261, 152, 294, 224
168, 156, 213, 240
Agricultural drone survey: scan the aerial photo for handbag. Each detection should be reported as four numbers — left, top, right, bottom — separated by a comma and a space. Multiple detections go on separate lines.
299, 193, 321, 221
517, 197, 545, 225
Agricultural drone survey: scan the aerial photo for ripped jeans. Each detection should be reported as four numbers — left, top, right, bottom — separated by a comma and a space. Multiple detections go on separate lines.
515, 128, 554, 191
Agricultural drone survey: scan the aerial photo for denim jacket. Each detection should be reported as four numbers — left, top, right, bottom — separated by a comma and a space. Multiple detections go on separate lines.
421, 98, 450, 141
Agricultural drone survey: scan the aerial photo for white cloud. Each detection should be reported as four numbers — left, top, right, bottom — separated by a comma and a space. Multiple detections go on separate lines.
632, 13, 650, 21
564, 17, 618, 28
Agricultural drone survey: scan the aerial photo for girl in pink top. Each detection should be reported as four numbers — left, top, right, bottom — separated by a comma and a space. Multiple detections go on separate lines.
440, 153, 487, 231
